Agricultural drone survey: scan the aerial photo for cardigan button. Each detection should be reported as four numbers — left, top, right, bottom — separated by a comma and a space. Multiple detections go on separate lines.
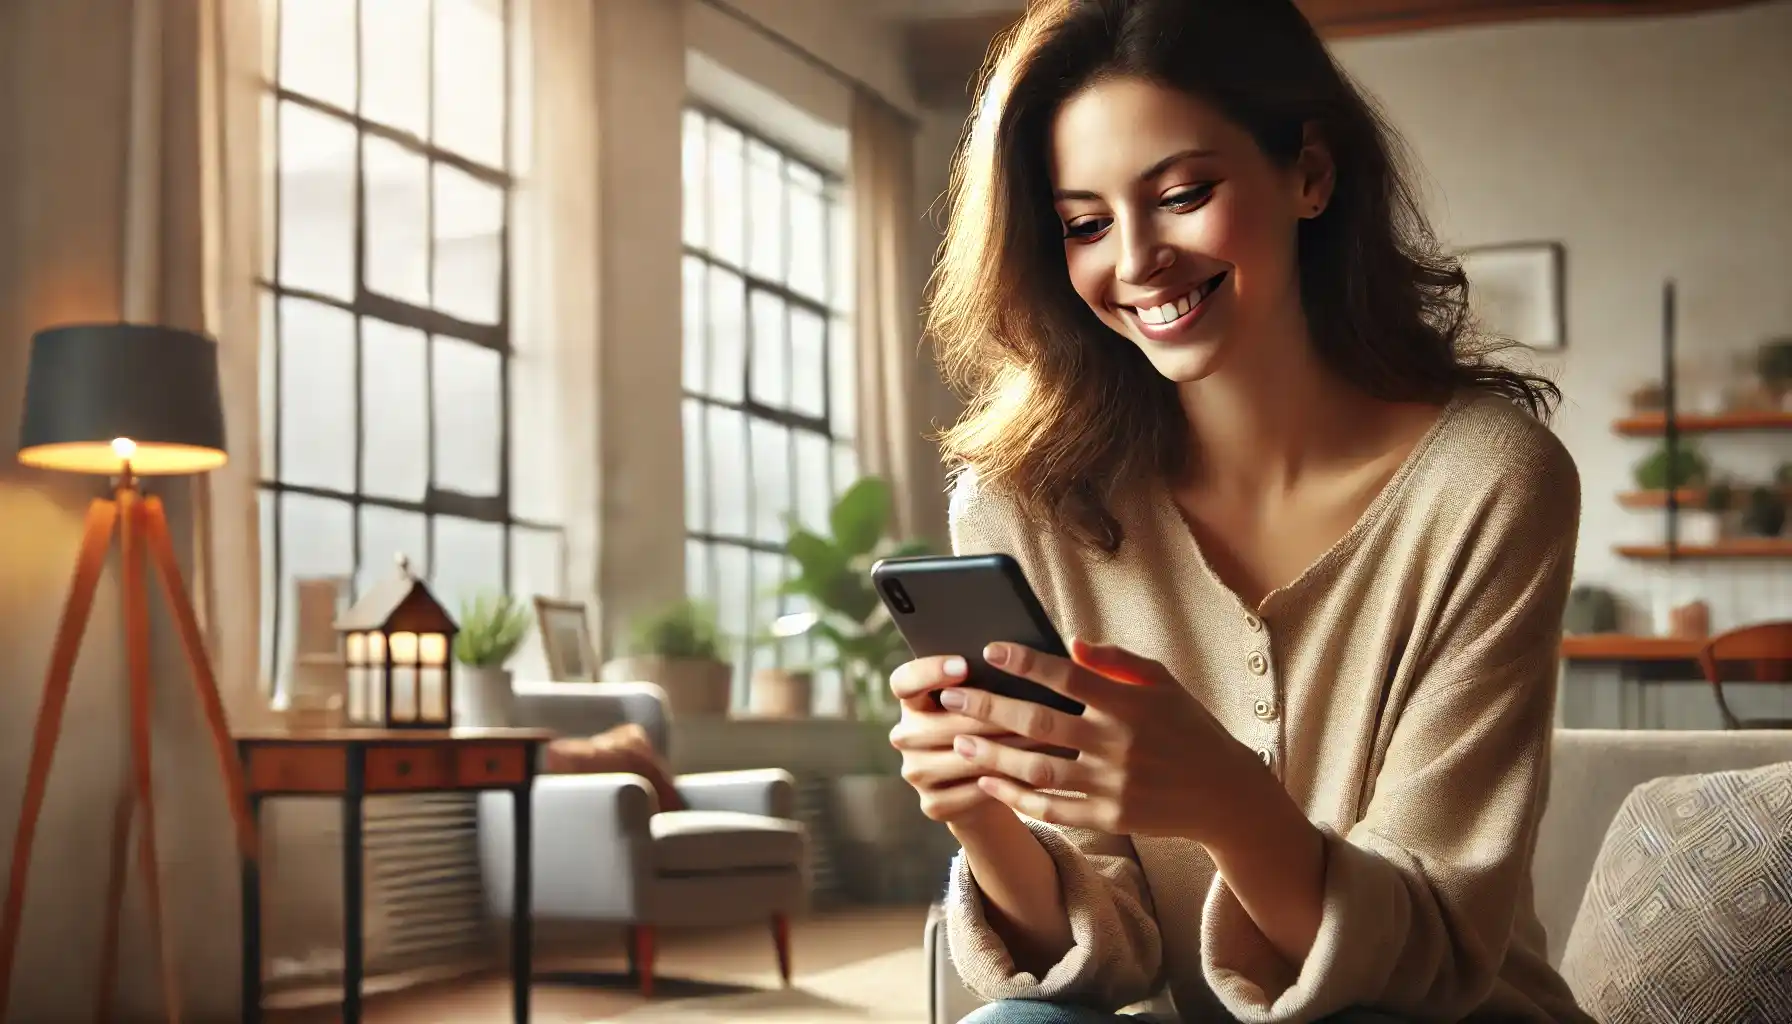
1257, 748, 1274, 768
1244, 613, 1263, 632
1253, 697, 1278, 721
1246, 651, 1268, 676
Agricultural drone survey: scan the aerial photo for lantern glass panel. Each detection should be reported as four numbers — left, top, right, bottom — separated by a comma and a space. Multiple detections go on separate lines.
418, 632, 447, 666
389, 631, 420, 664
420, 666, 446, 721
345, 631, 367, 665
368, 631, 387, 663
391, 664, 417, 721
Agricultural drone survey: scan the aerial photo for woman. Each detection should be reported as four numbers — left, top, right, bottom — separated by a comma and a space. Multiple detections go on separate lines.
890, 1, 1593, 1023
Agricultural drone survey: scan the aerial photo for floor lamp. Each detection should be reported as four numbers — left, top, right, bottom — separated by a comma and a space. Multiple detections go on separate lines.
0, 323, 258, 1023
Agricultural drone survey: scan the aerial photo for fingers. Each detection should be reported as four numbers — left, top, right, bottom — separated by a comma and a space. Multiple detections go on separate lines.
978, 776, 1115, 831
889, 655, 971, 702
898, 750, 996, 823
888, 711, 1016, 751
937, 684, 1099, 752
1068, 637, 1171, 689
954, 734, 1100, 795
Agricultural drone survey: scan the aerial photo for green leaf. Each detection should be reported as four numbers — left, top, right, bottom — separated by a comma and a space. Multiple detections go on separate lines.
787, 528, 847, 586
830, 478, 891, 558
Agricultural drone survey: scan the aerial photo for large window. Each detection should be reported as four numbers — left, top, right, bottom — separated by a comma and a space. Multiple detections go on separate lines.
260, 0, 562, 695
680, 106, 856, 707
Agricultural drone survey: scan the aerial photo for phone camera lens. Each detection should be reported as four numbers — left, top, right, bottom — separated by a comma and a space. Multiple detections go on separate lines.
884, 578, 915, 615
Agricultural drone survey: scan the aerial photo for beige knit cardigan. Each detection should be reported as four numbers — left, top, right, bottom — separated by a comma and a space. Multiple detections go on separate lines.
942, 390, 1596, 1024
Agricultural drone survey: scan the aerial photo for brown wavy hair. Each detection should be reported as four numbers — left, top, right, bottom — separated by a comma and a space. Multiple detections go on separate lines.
926, 0, 1560, 553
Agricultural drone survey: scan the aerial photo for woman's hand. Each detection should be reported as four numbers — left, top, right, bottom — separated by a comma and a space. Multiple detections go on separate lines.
887, 655, 1027, 825
943, 637, 1266, 842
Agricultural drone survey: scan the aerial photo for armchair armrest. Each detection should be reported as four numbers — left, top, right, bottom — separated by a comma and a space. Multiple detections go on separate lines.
478, 772, 657, 921
674, 768, 797, 819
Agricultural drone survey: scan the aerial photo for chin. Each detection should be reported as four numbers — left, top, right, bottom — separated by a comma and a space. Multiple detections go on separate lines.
1141, 344, 1225, 384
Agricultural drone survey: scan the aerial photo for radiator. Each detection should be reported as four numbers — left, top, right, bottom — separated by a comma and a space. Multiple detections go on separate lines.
362, 793, 493, 972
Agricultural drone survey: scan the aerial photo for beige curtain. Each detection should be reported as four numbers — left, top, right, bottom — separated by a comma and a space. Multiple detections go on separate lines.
850, 88, 938, 542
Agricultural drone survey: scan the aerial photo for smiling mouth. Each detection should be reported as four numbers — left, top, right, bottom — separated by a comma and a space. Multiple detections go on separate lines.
1128, 271, 1229, 326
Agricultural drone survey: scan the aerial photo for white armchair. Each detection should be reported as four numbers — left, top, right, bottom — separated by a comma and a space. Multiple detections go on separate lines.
478, 682, 807, 997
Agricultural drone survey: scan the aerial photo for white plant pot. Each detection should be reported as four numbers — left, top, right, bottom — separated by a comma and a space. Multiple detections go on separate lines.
454, 665, 515, 727
601, 655, 733, 717
1676, 510, 1723, 547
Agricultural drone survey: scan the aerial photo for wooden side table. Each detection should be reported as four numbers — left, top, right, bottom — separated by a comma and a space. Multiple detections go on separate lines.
234, 728, 554, 1023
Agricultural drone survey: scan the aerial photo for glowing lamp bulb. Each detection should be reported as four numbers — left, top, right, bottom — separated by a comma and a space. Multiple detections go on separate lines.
111, 437, 137, 460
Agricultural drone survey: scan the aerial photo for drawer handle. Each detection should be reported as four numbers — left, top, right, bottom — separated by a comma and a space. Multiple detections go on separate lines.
485, 757, 499, 773
395, 760, 412, 777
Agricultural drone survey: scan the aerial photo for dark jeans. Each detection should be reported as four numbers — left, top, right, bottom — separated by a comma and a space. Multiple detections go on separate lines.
959, 1001, 1404, 1024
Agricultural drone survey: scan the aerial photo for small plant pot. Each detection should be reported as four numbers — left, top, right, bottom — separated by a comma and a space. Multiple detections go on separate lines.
601, 655, 733, 716
454, 665, 515, 727
748, 668, 813, 718
1676, 510, 1724, 547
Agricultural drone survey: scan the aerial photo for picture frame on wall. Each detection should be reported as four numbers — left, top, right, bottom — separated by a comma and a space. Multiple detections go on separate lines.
1459, 241, 1566, 352
534, 597, 596, 682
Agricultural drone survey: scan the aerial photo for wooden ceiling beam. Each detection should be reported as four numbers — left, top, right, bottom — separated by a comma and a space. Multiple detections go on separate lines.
906, 0, 1770, 107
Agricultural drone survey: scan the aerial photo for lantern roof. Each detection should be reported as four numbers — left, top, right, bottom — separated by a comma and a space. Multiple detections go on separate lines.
335, 555, 459, 635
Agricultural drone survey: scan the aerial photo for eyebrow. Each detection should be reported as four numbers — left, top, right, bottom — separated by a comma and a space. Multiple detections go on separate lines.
1053, 147, 1219, 201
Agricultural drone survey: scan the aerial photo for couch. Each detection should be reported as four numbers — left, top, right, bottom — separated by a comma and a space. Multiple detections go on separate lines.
477, 681, 808, 996
926, 728, 1792, 1023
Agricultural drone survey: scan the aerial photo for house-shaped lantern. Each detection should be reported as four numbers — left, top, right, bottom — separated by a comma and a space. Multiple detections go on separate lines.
336, 555, 459, 729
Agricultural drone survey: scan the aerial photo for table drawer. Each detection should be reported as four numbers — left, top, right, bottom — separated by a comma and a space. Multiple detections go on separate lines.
246, 745, 345, 794
456, 744, 527, 787
365, 746, 450, 791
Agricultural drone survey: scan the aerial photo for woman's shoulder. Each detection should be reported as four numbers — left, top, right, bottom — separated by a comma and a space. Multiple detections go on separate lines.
947, 467, 1030, 554
1418, 388, 1581, 523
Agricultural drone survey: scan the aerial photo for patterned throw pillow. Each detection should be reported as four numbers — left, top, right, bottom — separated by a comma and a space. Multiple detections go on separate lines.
1559, 761, 1792, 1022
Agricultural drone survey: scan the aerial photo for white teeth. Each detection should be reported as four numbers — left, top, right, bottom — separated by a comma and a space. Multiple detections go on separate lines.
1176, 295, 1192, 316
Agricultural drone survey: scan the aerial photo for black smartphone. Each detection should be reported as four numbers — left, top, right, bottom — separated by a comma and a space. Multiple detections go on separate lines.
870, 553, 1085, 716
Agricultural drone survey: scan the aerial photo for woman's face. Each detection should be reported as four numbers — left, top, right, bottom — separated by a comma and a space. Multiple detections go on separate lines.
1049, 77, 1329, 383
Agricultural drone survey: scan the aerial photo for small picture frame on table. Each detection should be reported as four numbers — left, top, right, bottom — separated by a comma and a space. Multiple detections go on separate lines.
534, 597, 596, 682
1459, 241, 1566, 352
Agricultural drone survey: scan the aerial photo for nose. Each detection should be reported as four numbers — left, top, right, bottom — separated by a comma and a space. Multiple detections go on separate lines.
1115, 216, 1173, 286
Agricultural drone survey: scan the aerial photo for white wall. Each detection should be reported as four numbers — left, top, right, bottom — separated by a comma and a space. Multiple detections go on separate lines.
1331, 1, 1792, 633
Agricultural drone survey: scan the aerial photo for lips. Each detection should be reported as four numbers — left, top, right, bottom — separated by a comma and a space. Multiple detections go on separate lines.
1125, 271, 1229, 328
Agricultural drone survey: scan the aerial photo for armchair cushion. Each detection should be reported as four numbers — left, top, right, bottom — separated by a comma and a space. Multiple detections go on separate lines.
650, 810, 806, 875
545, 723, 684, 811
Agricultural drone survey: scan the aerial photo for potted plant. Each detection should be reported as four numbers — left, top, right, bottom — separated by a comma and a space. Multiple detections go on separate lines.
1756, 337, 1792, 408
1741, 486, 1787, 539
1680, 480, 1733, 546
601, 598, 734, 717
777, 477, 956, 902
452, 592, 532, 727
1633, 439, 1708, 494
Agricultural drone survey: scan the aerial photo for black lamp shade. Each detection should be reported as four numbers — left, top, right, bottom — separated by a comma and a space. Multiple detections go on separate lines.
17, 323, 228, 476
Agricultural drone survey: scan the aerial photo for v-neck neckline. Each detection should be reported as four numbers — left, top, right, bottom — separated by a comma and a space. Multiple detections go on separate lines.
1156, 390, 1471, 619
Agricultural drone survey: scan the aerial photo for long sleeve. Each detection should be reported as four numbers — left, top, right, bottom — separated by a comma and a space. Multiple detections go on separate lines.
1200, 443, 1585, 1022
939, 472, 1164, 1010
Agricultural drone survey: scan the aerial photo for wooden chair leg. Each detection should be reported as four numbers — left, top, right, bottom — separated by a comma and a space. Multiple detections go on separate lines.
771, 913, 791, 986
633, 924, 656, 998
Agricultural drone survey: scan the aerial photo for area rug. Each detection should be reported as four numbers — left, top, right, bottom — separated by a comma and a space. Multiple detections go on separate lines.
610, 947, 928, 1023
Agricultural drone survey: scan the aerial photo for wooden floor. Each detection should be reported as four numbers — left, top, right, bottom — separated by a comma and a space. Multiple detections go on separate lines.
265, 905, 931, 1023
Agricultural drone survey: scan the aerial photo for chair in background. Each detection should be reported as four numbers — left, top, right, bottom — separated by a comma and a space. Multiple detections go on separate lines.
1698, 621, 1792, 729
476, 681, 808, 997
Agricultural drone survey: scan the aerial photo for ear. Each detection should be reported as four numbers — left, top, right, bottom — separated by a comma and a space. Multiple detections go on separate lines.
1293, 122, 1336, 220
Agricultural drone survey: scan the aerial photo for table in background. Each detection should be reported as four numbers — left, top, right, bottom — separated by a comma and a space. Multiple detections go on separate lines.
234, 728, 554, 1023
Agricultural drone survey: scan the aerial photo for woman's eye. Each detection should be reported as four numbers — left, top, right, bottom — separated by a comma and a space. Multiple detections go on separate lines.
1063, 216, 1112, 241
1162, 184, 1215, 211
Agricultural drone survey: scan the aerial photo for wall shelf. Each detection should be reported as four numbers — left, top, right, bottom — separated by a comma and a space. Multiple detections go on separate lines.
1614, 410, 1792, 436
1614, 539, 1792, 560
1619, 487, 1792, 509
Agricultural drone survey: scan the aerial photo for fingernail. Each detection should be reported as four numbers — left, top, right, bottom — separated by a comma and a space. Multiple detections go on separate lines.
954, 735, 979, 757
938, 689, 966, 710
983, 643, 1008, 666
943, 656, 967, 679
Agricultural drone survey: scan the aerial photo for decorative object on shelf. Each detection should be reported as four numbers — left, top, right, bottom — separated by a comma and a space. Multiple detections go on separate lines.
601, 598, 733, 716
1564, 585, 1620, 635
747, 668, 814, 718
1756, 336, 1792, 408
533, 597, 596, 681
1632, 438, 1708, 492
1667, 600, 1711, 640
336, 555, 460, 729
1740, 486, 1787, 539
452, 591, 531, 727
1626, 381, 1665, 415
1458, 240, 1565, 351
2, 323, 256, 1020
1778, 462, 1792, 488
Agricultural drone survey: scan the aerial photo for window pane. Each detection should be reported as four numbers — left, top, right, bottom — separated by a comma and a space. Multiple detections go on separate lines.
279, 0, 355, 110
787, 179, 827, 303
706, 267, 746, 403
432, 0, 506, 167
278, 297, 356, 491
794, 431, 832, 534
790, 306, 826, 421
685, 539, 712, 603
706, 405, 748, 539
707, 120, 745, 267
278, 101, 356, 299
276, 493, 354, 695
682, 398, 707, 532
433, 164, 504, 325
682, 256, 706, 394
431, 516, 505, 611
259, 289, 278, 476
260, 489, 277, 686
750, 550, 785, 679
749, 418, 791, 543
834, 443, 859, 495
748, 290, 787, 409
682, 110, 707, 249
358, 505, 428, 598
746, 140, 784, 282
712, 544, 752, 702
787, 161, 823, 192
831, 183, 854, 315
363, 136, 429, 306
360, 319, 429, 501
829, 313, 856, 440
361, 0, 429, 137
431, 336, 503, 497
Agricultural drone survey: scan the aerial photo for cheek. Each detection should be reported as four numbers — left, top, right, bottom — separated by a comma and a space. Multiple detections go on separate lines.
1171, 193, 1297, 292
1064, 246, 1116, 318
